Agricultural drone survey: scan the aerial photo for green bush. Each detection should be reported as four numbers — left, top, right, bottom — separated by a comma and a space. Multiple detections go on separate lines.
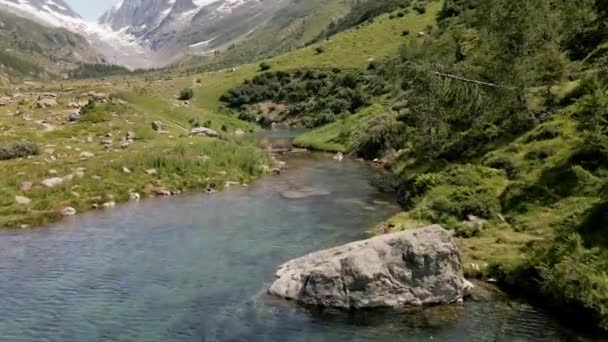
524, 149, 551, 161
178, 88, 194, 101
525, 124, 561, 143
259, 62, 271, 72
431, 186, 501, 220
0, 141, 40, 160
220, 68, 378, 127
484, 156, 519, 179
413, 4, 427, 14
535, 206, 608, 331
79, 102, 121, 124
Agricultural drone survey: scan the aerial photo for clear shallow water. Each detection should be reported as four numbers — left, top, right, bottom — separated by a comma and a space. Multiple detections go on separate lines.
0, 145, 590, 341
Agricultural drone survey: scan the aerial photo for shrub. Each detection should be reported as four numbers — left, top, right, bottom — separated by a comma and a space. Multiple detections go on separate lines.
484, 156, 519, 179
178, 88, 194, 101
0, 141, 40, 160
259, 62, 271, 72
525, 124, 561, 142
315, 46, 326, 55
414, 4, 427, 14
430, 186, 501, 220
524, 149, 551, 161
79, 102, 118, 123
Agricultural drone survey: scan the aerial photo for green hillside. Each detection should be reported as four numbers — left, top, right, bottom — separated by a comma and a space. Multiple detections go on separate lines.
202, 0, 608, 331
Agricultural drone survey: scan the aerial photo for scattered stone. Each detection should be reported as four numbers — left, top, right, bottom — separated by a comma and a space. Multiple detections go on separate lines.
333, 152, 344, 162
20, 181, 33, 192
80, 151, 94, 159
67, 101, 81, 108
152, 187, 172, 197
60, 207, 77, 216
272, 158, 287, 169
417, 31, 427, 37
41, 177, 63, 188
234, 129, 246, 137
68, 111, 81, 122
126, 131, 136, 140
86, 136, 94, 143
225, 181, 240, 187
102, 201, 116, 209
35, 97, 58, 108
145, 169, 157, 175
129, 192, 141, 201
91, 93, 109, 102
269, 225, 474, 309
205, 188, 218, 194
15, 195, 31, 205
0, 96, 12, 106
122, 167, 132, 174
271, 168, 281, 175
190, 127, 219, 137
151, 121, 163, 131
120, 141, 131, 149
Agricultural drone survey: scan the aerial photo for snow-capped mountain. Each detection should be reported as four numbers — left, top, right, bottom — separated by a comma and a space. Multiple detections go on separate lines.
0, 0, 156, 69
0, 0, 84, 29
98, 0, 291, 66
0, 0, 300, 69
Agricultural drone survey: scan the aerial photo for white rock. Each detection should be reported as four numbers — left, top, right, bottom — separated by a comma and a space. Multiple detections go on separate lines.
41, 177, 64, 188
190, 127, 219, 137
60, 207, 77, 216
102, 201, 116, 209
15, 196, 31, 205
269, 225, 474, 309
80, 151, 94, 158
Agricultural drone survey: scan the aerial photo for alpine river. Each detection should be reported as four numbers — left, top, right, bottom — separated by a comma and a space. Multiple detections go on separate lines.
0, 132, 590, 341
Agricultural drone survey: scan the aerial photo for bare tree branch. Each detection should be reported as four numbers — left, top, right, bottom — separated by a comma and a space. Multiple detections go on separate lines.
433, 72, 513, 89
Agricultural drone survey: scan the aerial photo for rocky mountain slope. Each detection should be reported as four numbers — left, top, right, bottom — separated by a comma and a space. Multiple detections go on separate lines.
0, 8, 103, 83
0, 0, 386, 71
98, 0, 295, 68
0, 0, 155, 69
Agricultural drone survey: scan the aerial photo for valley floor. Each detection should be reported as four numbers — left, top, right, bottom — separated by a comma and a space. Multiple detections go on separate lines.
0, 77, 271, 228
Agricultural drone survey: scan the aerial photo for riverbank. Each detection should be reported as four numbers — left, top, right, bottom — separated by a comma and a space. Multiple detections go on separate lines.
0, 82, 271, 229
0, 146, 581, 341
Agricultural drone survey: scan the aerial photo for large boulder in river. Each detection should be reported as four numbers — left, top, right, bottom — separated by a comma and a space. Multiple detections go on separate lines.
269, 225, 473, 309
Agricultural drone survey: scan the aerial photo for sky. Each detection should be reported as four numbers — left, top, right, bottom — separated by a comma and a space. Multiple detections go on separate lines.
65, 0, 116, 21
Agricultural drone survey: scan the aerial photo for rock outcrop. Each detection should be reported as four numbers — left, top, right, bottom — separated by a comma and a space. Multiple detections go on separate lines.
269, 225, 473, 309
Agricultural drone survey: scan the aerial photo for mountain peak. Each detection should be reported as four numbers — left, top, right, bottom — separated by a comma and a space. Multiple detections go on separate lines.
0, 0, 82, 26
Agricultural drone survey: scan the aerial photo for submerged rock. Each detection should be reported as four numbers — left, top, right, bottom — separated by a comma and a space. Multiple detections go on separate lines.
60, 207, 77, 217
281, 187, 330, 199
269, 225, 473, 309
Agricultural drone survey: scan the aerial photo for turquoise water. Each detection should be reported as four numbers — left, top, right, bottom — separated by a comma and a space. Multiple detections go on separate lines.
0, 148, 588, 341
